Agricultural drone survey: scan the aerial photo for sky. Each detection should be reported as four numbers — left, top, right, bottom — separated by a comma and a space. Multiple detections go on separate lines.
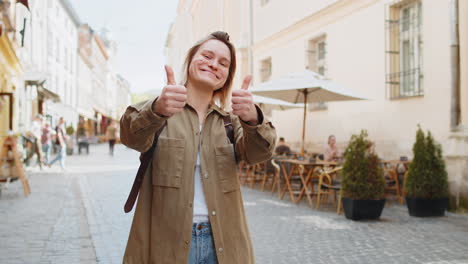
71, 0, 178, 94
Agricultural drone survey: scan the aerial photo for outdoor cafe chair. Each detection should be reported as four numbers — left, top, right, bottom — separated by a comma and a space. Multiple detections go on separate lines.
384, 168, 403, 204
238, 161, 266, 188
381, 158, 411, 204
238, 160, 250, 185
248, 162, 266, 188
260, 158, 280, 192
316, 167, 343, 214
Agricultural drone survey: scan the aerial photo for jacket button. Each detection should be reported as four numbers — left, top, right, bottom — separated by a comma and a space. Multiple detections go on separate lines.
185, 240, 189, 245
189, 202, 193, 208
218, 247, 223, 253
211, 210, 216, 216
203, 172, 208, 179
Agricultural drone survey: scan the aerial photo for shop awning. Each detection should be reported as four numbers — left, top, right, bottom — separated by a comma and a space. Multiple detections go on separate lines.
93, 107, 112, 118
38, 86, 60, 103
77, 107, 96, 121
17, 0, 29, 10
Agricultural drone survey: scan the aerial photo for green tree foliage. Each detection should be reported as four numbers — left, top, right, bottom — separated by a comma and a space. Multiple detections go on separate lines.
66, 125, 75, 136
405, 126, 449, 199
341, 130, 385, 200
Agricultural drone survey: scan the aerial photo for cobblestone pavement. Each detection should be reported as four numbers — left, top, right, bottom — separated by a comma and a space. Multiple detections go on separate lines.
1, 144, 467, 264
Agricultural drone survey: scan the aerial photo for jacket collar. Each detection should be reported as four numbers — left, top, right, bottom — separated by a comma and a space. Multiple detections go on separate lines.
186, 103, 229, 117
208, 103, 229, 117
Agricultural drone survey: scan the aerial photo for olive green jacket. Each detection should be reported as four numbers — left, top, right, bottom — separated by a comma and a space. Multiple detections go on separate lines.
120, 99, 277, 264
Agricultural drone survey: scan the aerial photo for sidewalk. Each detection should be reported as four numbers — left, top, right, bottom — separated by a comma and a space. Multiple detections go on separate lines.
0, 143, 467, 264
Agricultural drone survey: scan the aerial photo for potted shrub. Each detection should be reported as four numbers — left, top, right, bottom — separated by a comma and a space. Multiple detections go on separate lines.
341, 130, 386, 220
405, 126, 449, 217
65, 125, 75, 155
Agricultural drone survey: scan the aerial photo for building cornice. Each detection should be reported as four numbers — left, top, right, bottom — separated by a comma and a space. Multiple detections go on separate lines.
94, 35, 109, 60
190, 0, 201, 14
78, 49, 93, 69
177, 0, 186, 14
253, 0, 377, 53
59, 0, 81, 27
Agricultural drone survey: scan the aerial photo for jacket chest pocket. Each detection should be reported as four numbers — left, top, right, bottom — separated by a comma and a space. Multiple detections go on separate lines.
215, 144, 240, 193
153, 137, 185, 188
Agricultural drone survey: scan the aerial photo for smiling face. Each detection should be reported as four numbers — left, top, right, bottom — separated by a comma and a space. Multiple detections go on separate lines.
188, 39, 231, 91
181, 31, 237, 108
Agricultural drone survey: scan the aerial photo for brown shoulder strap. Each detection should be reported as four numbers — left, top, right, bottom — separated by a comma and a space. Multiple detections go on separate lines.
124, 126, 164, 213
222, 115, 235, 145
223, 115, 238, 163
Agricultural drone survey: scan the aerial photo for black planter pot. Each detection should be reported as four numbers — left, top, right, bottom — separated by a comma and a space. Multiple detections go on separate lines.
342, 197, 386, 220
405, 197, 448, 217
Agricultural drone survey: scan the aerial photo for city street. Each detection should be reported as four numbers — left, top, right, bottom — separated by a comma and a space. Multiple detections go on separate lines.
0, 144, 467, 264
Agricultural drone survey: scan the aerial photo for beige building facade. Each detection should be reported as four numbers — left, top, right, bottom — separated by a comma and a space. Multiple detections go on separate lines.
167, 0, 468, 208
0, 0, 23, 141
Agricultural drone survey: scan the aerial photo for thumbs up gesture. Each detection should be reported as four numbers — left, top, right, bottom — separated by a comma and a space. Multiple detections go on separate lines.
153, 65, 188, 117
231, 75, 258, 125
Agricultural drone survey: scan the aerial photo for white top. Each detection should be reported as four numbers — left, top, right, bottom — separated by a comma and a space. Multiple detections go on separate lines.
193, 125, 209, 223
31, 120, 42, 139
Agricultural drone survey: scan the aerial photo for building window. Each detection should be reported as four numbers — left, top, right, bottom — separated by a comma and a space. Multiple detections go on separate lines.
260, 57, 272, 82
55, 76, 59, 93
64, 47, 68, 70
261, 0, 270, 6
69, 52, 73, 73
306, 35, 328, 111
307, 35, 327, 76
69, 82, 73, 103
385, 0, 423, 99
63, 46, 67, 68
64, 80, 68, 104
47, 32, 53, 57
56, 38, 60, 62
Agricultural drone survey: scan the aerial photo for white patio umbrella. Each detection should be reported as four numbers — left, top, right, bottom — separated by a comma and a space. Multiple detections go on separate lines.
253, 95, 304, 111
251, 70, 366, 155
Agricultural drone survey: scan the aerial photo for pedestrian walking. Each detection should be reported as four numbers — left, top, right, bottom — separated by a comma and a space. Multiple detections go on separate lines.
120, 31, 277, 264
106, 121, 118, 155
47, 117, 66, 170
24, 114, 44, 169
41, 121, 54, 165
77, 119, 90, 154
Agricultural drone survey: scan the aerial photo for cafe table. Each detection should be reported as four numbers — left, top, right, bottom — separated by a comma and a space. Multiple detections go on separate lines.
278, 159, 337, 205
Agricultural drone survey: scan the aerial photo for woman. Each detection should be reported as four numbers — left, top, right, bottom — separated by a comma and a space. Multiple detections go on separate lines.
41, 121, 54, 164
47, 117, 66, 170
120, 31, 277, 264
324, 135, 341, 162
77, 119, 90, 154
106, 121, 118, 155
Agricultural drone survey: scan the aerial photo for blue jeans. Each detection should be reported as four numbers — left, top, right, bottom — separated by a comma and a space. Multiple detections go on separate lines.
188, 222, 218, 264
42, 143, 51, 164
48, 145, 66, 169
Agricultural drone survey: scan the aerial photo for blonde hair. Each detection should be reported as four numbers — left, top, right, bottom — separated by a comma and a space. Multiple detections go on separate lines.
181, 31, 237, 109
